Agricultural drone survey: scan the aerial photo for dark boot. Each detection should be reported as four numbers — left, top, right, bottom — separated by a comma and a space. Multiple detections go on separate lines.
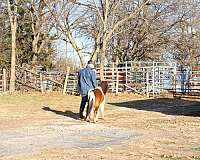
79, 96, 87, 119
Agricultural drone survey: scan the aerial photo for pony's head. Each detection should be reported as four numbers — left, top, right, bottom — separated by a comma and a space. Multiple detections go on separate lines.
100, 80, 108, 95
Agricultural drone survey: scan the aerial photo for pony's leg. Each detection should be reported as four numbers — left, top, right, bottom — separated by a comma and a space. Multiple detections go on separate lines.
94, 108, 99, 123
99, 100, 105, 119
85, 112, 90, 121
86, 96, 95, 122
86, 107, 94, 122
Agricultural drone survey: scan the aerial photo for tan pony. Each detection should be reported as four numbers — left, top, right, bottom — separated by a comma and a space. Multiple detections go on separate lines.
86, 81, 108, 123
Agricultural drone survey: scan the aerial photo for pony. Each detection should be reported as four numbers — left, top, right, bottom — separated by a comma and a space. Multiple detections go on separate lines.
86, 81, 108, 123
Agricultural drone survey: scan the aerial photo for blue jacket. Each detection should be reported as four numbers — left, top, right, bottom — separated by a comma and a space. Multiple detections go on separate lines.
78, 66, 97, 96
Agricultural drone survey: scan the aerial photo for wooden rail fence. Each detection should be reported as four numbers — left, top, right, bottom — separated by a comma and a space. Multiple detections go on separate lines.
1, 62, 200, 99
0, 68, 7, 92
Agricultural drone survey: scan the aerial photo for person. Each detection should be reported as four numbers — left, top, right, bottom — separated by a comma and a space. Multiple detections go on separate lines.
78, 60, 97, 119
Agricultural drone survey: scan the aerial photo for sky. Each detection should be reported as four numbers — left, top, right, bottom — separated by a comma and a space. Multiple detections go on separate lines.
54, 34, 93, 67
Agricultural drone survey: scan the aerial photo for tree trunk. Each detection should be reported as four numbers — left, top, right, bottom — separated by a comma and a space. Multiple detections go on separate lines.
99, 0, 109, 81
65, 31, 84, 67
7, 0, 17, 93
99, 39, 107, 81
10, 24, 17, 92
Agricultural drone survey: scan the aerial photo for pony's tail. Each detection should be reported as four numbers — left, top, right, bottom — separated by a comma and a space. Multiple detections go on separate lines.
86, 90, 95, 120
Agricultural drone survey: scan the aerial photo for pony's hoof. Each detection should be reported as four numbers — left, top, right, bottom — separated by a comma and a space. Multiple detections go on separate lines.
86, 118, 91, 122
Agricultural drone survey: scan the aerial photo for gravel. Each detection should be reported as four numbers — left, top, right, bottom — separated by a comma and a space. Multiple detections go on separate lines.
0, 118, 141, 157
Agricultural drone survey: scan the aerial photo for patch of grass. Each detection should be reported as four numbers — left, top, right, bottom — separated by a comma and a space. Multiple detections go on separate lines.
191, 155, 200, 160
192, 147, 200, 151
0, 95, 81, 109
159, 140, 176, 145
161, 154, 200, 160
161, 154, 185, 160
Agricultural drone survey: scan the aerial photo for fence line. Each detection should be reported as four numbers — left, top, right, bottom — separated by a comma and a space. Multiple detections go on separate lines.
172, 66, 200, 97
1, 61, 200, 98
62, 61, 179, 97
94, 61, 177, 97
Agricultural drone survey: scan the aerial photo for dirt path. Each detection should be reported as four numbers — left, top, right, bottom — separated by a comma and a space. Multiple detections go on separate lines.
0, 94, 200, 160
0, 118, 140, 157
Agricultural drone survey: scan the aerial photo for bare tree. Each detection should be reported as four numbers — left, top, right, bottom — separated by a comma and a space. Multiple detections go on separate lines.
2, 0, 200, 86
29, 0, 55, 70
88, 0, 151, 80
43, 0, 88, 67
165, 0, 200, 65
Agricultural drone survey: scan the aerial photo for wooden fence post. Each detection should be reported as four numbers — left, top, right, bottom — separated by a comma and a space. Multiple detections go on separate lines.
24, 70, 27, 83
40, 73, 44, 94
63, 67, 70, 95
125, 61, 128, 92
152, 61, 155, 97
3, 68, 6, 92
29, 71, 32, 83
116, 69, 119, 95
146, 71, 149, 98
112, 62, 115, 92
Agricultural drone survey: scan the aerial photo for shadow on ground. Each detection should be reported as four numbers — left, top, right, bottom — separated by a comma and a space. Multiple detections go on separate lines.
42, 107, 79, 120
109, 98, 200, 117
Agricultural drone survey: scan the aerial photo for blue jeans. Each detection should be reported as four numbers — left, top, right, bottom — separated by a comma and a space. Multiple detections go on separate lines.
79, 95, 89, 117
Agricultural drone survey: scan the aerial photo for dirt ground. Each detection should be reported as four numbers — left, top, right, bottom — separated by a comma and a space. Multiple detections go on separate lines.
0, 93, 200, 160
